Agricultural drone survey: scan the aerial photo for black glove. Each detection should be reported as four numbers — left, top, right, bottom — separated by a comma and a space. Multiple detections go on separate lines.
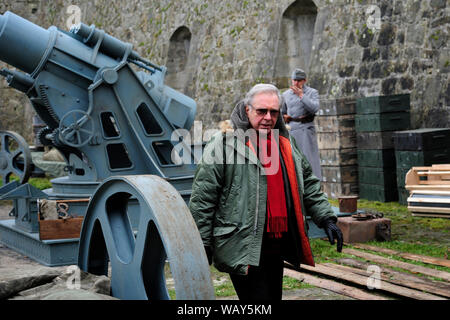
204, 246, 213, 265
321, 218, 343, 253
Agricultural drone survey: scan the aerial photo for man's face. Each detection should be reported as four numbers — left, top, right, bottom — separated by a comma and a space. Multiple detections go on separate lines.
292, 79, 306, 88
245, 92, 280, 133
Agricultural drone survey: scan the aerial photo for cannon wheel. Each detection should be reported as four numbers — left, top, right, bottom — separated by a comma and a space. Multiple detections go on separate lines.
78, 175, 215, 300
58, 110, 94, 148
0, 130, 32, 185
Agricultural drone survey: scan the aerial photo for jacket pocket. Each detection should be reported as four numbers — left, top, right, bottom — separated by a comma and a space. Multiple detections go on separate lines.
213, 225, 238, 237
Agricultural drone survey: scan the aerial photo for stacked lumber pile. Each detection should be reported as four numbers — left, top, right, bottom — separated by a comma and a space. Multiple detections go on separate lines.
405, 164, 450, 218
284, 244, 450, 300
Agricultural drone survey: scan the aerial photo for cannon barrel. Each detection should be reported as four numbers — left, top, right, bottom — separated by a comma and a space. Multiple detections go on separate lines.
0, 10, 197, 183
0, 11, 51, 74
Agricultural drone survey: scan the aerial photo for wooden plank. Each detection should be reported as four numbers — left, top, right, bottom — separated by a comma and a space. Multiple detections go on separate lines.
407, 197, 450, 203
413, 180, 450, 185
408, 190, 450, 195
408, 206, 450, 214
324, 262, 450, 298
298, 263, 445, 300
411, 213, 450, 219
56, 198, 90, 203
336, 258, 450, 298
431, 164, 450, 170
405, 185, 450, 191
283, 268, 388, 300
417, 171, 450, 175
408, 206, 450, 215
39, 217, 84, 240
342, 248, 450, 282
350, 243, 450, 268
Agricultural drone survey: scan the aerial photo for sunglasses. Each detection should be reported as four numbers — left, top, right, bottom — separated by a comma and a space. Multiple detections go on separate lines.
249, 105, 280, 117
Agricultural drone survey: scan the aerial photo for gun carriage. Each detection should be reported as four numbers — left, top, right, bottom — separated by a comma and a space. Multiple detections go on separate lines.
0, 11, 213, 300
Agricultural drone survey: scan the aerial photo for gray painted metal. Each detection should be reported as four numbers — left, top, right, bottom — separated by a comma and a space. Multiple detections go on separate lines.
0, 183, 47, 233
78, 175, 215, 300
0, 219, 80, 266
0, 131, 32, 185
0, 12, 211, 297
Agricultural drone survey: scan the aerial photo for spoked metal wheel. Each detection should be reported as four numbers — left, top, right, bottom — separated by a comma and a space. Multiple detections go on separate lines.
0, 130, 32, 185
78, 175, 215, 300
58, 110, 94, 148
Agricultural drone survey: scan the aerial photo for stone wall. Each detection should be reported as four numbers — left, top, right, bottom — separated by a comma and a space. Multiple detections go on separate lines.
0, 0, 448, 143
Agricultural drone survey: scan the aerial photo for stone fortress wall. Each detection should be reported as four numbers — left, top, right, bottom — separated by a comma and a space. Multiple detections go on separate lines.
0, 0, 448, 143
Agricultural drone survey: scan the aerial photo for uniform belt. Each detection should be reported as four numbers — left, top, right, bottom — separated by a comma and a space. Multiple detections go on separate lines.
290, 114, 315, 123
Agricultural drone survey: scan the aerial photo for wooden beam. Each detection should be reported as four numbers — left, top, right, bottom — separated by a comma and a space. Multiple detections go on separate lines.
407, 197, 450, 203
324, 262, 450, 298
406, 185, 450, 191
342, 248, 450, 282
411, 213, 450, 218
336, 258, 450, 298
350, 243, 450, 268
283, 268, 388, 300
298, 263, 446, 300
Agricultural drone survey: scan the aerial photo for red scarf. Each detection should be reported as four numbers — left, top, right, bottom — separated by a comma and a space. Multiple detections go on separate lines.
254, 133, 288, 238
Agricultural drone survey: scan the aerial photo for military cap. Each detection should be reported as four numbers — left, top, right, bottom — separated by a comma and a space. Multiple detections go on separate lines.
291, 68, 307, 80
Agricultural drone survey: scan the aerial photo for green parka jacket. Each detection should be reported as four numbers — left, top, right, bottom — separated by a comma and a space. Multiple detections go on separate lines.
188, 102, 336, 275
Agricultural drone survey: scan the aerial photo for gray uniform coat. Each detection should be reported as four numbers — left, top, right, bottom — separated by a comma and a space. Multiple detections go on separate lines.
282, 85, 322, 180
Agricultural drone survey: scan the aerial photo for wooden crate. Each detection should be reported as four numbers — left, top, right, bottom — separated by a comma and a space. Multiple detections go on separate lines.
358, 166, 397, 186
405, 165, 450, 217
319, 148, 357, 166
357, 149, 396, 168
392, 128, 450, 151
321, 165, 358, 183
356, 131, 395, 150
38, 199, 89, 240
317, 131, 356, 149
356, 94, 410, 114
355, 112, 410, 132
316, 114, 355, 133
318, 97, 356, 116
322, 182, 359, 199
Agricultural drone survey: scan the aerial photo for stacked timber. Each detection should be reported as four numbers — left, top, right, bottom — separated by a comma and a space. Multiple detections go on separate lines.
356, 94, 411, 202
405, 164, 450, 218
317, 97, 358, 198
393, 128, 450, 205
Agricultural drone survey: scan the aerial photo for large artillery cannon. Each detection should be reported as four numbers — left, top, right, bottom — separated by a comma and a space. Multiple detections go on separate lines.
0, 11, 214, 299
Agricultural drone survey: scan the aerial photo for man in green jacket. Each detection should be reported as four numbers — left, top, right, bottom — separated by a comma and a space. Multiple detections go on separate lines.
189, 84, 343, 300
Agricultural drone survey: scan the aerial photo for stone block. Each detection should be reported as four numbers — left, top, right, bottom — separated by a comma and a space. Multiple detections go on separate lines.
0, 265, 60, 299
336, 216, 391, 243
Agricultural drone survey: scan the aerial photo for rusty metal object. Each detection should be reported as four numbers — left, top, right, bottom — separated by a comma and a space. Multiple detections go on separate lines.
78, 175, 215, 300
352, 211, 384, 221
338, 195, 358, 213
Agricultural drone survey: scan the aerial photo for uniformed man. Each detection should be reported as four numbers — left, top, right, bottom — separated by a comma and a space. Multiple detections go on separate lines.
282, 68, 322, 180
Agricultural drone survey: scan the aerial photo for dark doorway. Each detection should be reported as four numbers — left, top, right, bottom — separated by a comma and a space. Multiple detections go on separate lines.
165, 26, 192, 93
274, 0, 318, 89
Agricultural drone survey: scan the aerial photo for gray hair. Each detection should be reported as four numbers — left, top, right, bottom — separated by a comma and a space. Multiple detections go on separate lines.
243, 83, 282, 109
